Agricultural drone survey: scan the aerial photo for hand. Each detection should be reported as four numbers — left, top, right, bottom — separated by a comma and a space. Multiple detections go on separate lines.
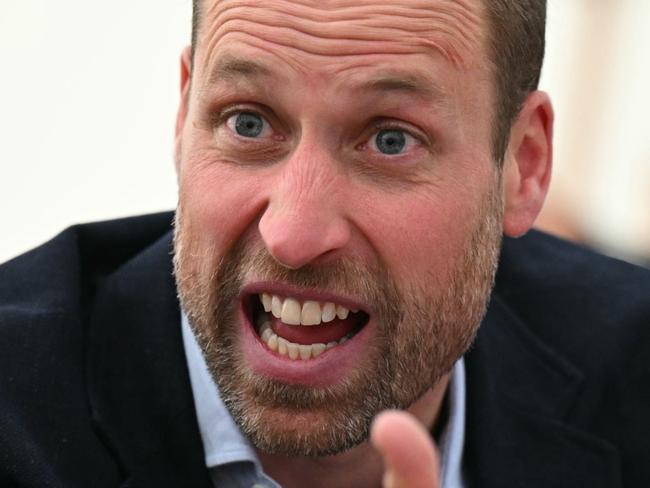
370, 410, 441, 488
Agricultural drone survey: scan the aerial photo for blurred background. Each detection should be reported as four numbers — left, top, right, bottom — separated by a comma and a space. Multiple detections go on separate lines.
537, 0, 650, 267
0, 0, 648, 266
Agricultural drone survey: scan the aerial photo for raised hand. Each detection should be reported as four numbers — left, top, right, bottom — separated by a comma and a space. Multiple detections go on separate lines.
371, 410, 441, 488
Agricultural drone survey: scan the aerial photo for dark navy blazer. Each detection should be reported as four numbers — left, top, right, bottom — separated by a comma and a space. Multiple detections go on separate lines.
1, 212, 649, 487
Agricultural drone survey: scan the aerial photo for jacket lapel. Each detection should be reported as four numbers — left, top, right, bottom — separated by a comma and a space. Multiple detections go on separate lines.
86, 232, 212, 487
464, 294, 622, 487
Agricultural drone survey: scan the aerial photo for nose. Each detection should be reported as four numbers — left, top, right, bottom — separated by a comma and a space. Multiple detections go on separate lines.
258, 145, 352, 269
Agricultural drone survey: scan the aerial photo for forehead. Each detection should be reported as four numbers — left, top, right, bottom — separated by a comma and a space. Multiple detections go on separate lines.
195, 0, 488, 80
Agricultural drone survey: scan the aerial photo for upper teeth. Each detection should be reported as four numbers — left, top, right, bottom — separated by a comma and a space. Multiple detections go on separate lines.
260, 293, 355, 326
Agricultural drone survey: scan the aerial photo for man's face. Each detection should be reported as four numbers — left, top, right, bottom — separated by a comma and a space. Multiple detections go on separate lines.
175, 0, 502, 456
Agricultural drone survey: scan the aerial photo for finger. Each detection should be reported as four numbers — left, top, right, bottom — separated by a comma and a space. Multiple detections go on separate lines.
370, 410, 441, 488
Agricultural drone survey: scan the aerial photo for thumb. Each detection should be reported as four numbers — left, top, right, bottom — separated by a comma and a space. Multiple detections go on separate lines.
370, 410, 441, 488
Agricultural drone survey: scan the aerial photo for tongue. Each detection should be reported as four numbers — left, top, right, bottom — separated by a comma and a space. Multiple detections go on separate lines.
272, 317, 358, 345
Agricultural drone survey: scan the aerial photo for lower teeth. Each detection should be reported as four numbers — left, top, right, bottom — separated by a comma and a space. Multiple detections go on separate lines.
258, 319, 352, 361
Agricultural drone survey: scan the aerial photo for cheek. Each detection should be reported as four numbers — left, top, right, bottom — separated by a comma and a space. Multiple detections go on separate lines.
178, 158, 269, 256
357, 182, 487, 286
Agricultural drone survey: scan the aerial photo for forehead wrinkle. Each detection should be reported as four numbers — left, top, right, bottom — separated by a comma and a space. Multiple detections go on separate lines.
200, 0, 485, 71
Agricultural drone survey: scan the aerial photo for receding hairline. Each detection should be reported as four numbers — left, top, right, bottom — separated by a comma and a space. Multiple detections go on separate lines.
190, 0, 487, 68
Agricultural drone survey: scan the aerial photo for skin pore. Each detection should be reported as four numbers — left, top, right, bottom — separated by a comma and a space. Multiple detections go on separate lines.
174, 1, 553, 487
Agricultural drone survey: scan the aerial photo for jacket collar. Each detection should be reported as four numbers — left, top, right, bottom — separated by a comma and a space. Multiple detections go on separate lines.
464, 293, 622, 487
86, 231, 212, 487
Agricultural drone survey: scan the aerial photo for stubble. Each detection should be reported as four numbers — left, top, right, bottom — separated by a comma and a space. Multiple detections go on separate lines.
173, 179, 503, 456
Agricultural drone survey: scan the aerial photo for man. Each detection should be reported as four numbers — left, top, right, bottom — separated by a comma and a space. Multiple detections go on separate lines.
1, 1, 648, 487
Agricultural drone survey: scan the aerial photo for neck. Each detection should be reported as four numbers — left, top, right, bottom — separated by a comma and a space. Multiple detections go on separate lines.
257, 373, 451, 488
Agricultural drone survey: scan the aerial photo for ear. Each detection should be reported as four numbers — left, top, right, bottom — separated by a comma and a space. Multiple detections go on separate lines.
175, 46, 193, 174
502, 91, 554, 237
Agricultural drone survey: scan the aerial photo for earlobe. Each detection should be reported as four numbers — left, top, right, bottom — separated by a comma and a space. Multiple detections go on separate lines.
175, 46, 193, 173
502, 91, 554, 237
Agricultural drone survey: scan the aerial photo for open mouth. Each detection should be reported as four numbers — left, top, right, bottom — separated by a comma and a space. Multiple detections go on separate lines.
245, 292, 370, 361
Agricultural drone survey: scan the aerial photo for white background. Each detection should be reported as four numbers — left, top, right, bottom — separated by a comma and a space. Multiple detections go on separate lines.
0, 1, 190, 262
1, 1, 648, 264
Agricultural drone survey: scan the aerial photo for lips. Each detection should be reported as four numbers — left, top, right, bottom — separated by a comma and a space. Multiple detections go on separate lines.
238, 285, 375, 386
244, 290, 370, 361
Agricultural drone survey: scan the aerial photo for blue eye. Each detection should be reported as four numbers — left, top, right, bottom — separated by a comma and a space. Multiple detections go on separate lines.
229, 112, 266, 138
375, 129, 407, 155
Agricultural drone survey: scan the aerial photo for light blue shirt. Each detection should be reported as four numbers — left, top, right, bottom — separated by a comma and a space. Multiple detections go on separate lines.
181, 313, 466, 487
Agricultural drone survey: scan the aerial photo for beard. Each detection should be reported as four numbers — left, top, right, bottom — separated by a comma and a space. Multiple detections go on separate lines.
173, 182, 503, 457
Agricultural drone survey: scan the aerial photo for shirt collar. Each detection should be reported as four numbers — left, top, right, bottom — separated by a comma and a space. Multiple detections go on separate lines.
181, 311, 466, 486
439, 354, 466, 487
181, 312, 259, 468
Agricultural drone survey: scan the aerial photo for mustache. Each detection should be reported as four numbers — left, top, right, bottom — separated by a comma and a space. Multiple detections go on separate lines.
214, 239, 403, 319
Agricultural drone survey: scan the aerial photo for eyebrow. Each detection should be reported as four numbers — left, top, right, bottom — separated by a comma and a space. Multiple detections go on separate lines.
204, 56, 445, 104
357, 75, 446, 102
206, 56, 273, 86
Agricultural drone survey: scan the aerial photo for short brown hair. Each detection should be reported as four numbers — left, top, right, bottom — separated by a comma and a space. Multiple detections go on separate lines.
191, 0, 201, 64
190, 0, 546, 163
484, 1, 547, 163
